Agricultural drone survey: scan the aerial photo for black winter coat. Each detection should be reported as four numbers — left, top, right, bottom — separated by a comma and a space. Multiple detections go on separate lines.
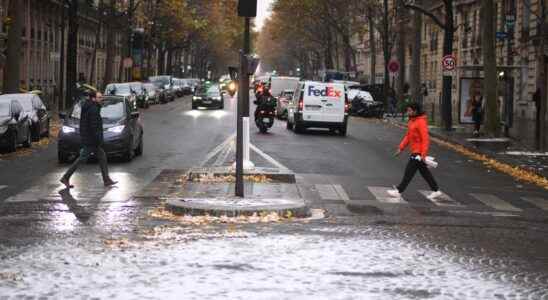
80, 99, 103, 146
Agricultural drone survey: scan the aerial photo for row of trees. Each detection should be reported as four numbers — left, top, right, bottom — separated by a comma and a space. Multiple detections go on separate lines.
2, 0, 245, 110
258, 0, 546, 145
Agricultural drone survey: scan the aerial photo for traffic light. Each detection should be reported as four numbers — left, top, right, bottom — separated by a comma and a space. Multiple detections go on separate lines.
237, 0, 257, 17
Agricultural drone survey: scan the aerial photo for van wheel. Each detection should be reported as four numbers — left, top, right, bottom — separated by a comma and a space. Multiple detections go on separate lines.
339, 125, 347, 137
294, 121, 304, 134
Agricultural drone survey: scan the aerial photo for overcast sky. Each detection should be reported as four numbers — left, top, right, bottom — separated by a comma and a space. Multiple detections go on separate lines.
254, 0, 274, 31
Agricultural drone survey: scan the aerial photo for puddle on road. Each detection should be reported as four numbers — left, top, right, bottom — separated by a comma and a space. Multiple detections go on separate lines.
0, 224, 546, 299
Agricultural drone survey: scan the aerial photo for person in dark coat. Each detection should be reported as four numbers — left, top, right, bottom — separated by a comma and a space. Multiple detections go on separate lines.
60, 92, 117, 188
471, 95, 484, 136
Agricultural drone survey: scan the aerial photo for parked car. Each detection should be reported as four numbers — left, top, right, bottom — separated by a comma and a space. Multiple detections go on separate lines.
143, 83, 160, 105
286, 81, 349, 136
275, 89, 294, 119
0, 99, 32, 152
0, 93, 49, 141
104, 83, 138, 109
149, 76, 175, 102
192, 84, 224, 110
349, 90, 384, 118
58, 95, 144, 163
128, 82, 149, 109
172, 78, 185, 97
180, 79, 193, 95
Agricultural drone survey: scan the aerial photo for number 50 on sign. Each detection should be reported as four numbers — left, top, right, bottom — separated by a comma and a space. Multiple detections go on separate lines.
442, 55, 456, 72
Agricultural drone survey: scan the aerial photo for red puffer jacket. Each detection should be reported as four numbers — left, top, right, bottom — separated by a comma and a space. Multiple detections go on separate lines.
399, 115, 430, 158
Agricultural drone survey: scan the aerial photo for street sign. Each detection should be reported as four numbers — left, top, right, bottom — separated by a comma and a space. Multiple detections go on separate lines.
388, 59, 399, 74
496, 32, 508, 40
442, 54, 456, 72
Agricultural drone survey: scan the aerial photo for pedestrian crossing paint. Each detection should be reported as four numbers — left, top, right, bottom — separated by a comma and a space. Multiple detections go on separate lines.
332, 184, 350, 201
419, 190, 463, 207
470, 193, 522, 212
521, 197, 548, 211
367, 186, 408, 204
316, 184, 342, 200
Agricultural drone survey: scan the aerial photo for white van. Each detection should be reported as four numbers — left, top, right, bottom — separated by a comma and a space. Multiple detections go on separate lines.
286, 81, 349, 136
270, 76, 300, 98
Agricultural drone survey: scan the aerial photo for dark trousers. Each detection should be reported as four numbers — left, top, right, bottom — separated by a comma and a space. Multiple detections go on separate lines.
397, 154, 439, 193
62, 145, 110, 182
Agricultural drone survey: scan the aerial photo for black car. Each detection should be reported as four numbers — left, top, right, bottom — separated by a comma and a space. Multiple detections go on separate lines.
192, 84, 224, 109
0, 93, 50, 141
0, 99, 32, 152
58, 96, 144, 163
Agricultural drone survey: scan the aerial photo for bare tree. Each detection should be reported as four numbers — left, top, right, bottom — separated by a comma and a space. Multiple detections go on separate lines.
481, 0, 499, 136
404, 0, 455, 131
3, 0, 24, 93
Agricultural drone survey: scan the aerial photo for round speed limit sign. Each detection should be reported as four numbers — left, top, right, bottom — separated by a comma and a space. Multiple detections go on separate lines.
442, 55, 456, 72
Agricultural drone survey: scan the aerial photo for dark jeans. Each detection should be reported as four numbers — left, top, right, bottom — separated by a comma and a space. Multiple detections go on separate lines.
397, 154, 439, 193
62, 145, 110, 183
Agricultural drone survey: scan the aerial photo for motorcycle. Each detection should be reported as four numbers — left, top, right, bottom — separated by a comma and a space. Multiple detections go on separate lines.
254, 96, 276, 133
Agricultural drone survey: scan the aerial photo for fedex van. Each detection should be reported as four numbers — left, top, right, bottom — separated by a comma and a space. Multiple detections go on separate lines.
286, 81, 349, 136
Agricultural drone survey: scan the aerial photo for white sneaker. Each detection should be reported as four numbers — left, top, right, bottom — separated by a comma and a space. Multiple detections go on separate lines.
387, 189, 402, 198
427, 191, 443, 200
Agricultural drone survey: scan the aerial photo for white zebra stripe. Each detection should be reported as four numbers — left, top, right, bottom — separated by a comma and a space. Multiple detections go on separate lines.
521, 197, 548, 211
470, 193, 522, 212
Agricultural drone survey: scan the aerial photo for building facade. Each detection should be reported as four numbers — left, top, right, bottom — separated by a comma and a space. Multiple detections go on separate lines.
0, 0, 125, 109
357, 0, 548, 149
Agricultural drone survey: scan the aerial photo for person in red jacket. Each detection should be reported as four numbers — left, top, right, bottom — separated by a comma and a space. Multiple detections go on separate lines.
388, 102, 442, 200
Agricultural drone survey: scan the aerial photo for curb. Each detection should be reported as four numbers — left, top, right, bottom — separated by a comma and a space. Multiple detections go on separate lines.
166, 197, 310, 217
187, 167, 296, 183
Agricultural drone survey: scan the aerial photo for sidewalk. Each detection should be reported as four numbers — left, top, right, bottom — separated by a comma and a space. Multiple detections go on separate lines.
386, 117, 548, 180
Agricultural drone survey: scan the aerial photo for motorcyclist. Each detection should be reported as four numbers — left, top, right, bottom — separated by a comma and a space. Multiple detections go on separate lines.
254, 83, 274, 118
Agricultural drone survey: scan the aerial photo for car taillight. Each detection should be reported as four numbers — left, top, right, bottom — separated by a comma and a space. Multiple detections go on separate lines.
298, 97, 304, 111
345, 94, 349, 113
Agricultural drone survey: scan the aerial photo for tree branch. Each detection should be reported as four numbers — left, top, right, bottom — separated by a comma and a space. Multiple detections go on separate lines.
404, 3, 447, 31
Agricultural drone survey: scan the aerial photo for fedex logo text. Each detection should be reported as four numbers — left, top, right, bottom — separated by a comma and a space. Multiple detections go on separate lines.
308, 86, 342, 98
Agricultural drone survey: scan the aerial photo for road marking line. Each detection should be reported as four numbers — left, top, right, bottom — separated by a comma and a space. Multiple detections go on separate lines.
470, 193, 522, 212
419, 190, 463, 207
521, 197, 548, 211
333, 184, 350, 201
368, 186, 408, 204
315, 184, 341, 200
199, 133, 236, 167
249, 143, 291, 171
213, 141, 233, 167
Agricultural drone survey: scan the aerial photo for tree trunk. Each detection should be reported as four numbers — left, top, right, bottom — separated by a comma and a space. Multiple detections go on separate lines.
368, 7, 376, 85
104, 0, 116, 86
158, 48, 165, 74
441, 0, 454, 131
482, 0, 499, 136
382, 0, 391, 106
325, 28, 334, 69
537, 2, 547, 151
3, 0, 24, 93
89, 0, 103, 89
66, 0, 79, 109
410, 2, 422, 104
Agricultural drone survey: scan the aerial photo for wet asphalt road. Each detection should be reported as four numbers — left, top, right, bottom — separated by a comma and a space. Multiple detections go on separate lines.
0, 93, 547, 299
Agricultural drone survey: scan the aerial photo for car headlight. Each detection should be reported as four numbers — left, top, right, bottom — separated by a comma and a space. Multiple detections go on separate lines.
106, 125, 125, 133
0, 126, 7, 134
213, 96, 222, 100
193, 96, 202, 101
62, 126, 76, 133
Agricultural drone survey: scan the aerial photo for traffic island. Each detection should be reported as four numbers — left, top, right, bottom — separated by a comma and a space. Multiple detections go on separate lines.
163, 167, 310, 218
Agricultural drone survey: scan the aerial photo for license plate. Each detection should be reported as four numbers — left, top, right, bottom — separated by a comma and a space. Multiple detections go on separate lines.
203, 100, 211, 104
306, 105, 321, 111
262, 118, 271, 123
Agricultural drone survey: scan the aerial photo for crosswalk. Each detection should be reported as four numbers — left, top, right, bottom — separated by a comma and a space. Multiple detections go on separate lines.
311, 184, 548, 214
